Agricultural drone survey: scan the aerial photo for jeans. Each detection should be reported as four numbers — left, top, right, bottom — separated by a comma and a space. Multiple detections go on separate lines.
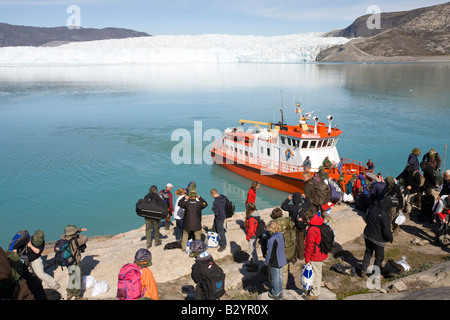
269, 266, 283, 297
212, 219, 227, 248
175, 218, 184, 241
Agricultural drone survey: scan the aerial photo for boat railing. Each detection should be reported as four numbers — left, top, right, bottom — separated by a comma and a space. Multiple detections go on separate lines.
211, 141, 366, 175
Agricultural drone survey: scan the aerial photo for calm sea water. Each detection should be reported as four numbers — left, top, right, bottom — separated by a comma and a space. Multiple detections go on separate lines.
0, 62, 449, 245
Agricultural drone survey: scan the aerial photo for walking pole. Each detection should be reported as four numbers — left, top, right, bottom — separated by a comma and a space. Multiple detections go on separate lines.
443, 144, 447, 173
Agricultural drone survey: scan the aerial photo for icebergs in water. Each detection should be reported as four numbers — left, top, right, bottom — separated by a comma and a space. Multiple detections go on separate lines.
0, 33, 349, 65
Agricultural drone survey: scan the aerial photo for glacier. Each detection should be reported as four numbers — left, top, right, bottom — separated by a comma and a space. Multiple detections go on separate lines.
0, 33, 349, 65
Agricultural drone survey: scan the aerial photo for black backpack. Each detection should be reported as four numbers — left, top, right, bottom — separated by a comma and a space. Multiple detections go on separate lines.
254, 217, 266, 238
201, 261, 226, 300
310, 223, 334, 254
225, 198, 235, 218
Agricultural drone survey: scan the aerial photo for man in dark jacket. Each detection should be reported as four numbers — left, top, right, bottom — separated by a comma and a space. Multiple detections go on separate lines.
144, 185, 167, 248
281, 192, 309, 259
381, 176, 403, 233
361, 197, 393, 278
178, 185, 208, 251
210, 189, 227, 252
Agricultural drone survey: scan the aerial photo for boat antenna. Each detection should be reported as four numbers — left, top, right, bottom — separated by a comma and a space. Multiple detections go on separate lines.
280, 90, 284, 125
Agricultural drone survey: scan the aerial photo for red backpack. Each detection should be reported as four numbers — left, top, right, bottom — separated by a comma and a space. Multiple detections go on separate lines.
117, 263, 143, 300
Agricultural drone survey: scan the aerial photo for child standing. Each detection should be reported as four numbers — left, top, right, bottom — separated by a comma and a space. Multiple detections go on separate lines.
264, 220, 287, 300
245, 202, 260, 272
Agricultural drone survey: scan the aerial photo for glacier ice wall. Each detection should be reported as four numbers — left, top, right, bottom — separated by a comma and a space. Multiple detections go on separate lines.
0, 33, 349, 65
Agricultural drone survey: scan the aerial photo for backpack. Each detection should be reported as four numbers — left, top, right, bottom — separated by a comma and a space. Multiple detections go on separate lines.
8, 230, 30, 257
310, 223, 334, 254
310, 180, 331, 207
277, 217, 296, 261
201, 261, 225, 300
437, 224, 450, 247
359, 179, 370, 197
117, 263, 143, 300
254, 217, 266, 238
345, 181, 353, 195
159, 190, 171, 207
54, 239, 76, 269
328, 179, 343, 203
225, 198, 235, 218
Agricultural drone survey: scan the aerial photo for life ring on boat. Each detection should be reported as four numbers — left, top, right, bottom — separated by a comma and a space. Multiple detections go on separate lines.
285, 148, 293, 160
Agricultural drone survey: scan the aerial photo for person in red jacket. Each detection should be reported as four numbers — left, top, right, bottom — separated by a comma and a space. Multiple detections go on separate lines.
246, 181, 260, 205
303, 212, 328, 300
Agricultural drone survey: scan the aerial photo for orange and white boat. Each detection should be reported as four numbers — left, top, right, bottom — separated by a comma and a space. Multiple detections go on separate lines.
210, 104, 367, 194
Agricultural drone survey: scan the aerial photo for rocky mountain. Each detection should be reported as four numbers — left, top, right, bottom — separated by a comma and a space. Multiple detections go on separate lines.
0, 22, 150, 47
317, 2, 450, 62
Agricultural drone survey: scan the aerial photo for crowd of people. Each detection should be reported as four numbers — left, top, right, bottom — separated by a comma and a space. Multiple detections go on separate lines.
2, 146, 448, 301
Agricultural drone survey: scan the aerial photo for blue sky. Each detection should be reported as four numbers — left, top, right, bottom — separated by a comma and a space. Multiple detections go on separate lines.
0, 0, 447, 35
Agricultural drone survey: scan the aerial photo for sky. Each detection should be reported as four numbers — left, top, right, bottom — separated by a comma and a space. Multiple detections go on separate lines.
0, 0, 447, 36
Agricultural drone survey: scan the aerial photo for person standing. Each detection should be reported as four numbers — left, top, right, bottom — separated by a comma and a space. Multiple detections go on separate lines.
361, 197, 394, 277
245, 202, 261, 272
366, 159, 375, 171
178, 184, 208, 252
173, 188, 186, 242
403, 166, 422, 214
281, 192, 308, 260
210, 189, 227, 252
59, 225, 88, 300
303, 212, 328, 300
246, 181, 260, 205
144, 185, 167, 248
264, 220, 287, 300
159, 183, 174, 230
381, 176, 404, 233
407, 148, 421, 172
439, 170, 450, 198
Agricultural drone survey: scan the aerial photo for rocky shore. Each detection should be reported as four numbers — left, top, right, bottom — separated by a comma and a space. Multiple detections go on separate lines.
39, 195, 450, 301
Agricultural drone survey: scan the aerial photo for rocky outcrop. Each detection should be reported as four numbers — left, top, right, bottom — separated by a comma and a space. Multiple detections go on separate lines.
317, 2, 450, 62
0, 23, 150, 47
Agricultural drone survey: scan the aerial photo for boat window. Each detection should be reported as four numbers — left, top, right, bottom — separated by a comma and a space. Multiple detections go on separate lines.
317, 140, 323, 148
261, 147, 264, 154
281, 136, 285, 144
296, 140, 300, 147
250, 152, 253, 158
309, 141, 316, 148
301, 140, 309, 148
327, 139, 333, 147
287, 138, 291, 146
267, 148, 271, 156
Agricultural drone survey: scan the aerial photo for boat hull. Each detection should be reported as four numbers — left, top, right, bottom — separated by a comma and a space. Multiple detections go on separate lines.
211, 150, 305, 194
211, 148, 364, 194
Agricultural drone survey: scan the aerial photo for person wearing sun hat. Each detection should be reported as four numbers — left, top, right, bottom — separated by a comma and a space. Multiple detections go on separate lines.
134, 248, 159, 300
27, 229, 60, 291
59, 224, 88, 300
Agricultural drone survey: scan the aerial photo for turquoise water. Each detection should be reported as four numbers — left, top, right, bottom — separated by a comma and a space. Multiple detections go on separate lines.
0, 63, 449, 246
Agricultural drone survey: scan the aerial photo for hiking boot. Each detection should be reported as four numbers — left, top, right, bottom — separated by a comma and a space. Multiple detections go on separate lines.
147, 243, 152, 249
268, 292, 283, 300
154, 240, 162, 246
218, 246, 226, 252
303, 294, 319, 300
66, 293, 74, 300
